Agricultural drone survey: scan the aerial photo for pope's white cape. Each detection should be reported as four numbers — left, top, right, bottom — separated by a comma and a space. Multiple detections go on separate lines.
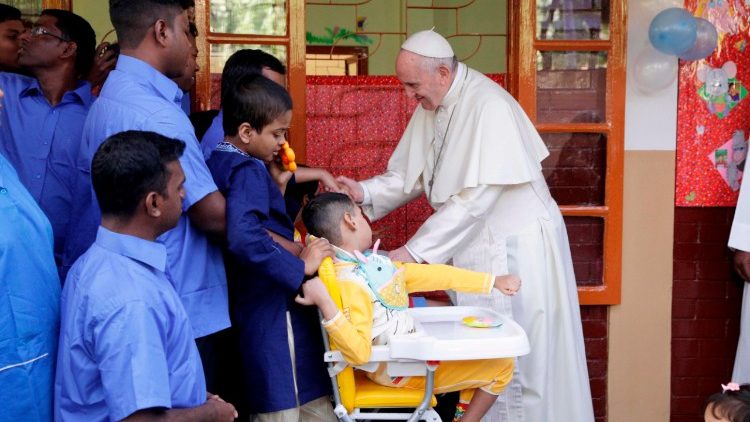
380, 66, 549, 207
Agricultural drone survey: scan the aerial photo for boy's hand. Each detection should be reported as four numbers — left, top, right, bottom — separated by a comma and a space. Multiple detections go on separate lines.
318, 170, 343, 193
295, 277, 339, 319
86, 42, 118, 89
494, 274, 521, 296
300, 237, 335, 275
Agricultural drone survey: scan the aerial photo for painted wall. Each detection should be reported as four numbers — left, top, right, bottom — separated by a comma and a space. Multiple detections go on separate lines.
74, 1, 507, 74
610, 0, 684, 420
72, 0, 113, 44
306, 0, 507, 75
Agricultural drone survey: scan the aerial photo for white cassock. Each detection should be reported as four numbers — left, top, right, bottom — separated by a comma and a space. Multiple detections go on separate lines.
360, 63, 595, 422
729, 157, 750, 383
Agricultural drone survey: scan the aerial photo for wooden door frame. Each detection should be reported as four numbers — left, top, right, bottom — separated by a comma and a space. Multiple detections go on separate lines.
193, 0, 308, 162
43, 0, 71, 9
510, 0, 627, 305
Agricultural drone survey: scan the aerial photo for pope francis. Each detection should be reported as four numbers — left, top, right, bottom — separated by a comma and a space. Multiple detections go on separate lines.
337, 30, 595, 422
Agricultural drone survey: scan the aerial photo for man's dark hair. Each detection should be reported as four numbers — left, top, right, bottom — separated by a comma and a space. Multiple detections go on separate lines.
221, 49, 286, 104
302, 193, 356, 246
92, 131, 185, 218
223, 73, 292, 136
41, 9, 96, 76
0, 5, 21, 24
109, 0, 193, 49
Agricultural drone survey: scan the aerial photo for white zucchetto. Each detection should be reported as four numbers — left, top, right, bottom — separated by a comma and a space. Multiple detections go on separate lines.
401, 29, 455, 58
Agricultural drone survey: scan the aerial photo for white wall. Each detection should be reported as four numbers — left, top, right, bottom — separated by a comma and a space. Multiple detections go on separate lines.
624, 0, 683, 151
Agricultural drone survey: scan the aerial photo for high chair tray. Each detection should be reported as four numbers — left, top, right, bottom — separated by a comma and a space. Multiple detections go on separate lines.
388, 306, 530, 361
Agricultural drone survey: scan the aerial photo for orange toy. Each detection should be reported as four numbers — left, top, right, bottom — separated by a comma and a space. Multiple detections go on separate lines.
280, 142, 297, 172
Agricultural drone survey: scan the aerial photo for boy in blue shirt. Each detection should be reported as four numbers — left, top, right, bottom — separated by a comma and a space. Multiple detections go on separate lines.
55, 131, 237, 421
206, 75, 336, 421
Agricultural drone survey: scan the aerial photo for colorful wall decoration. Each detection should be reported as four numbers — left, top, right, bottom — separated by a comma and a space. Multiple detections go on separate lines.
676, 0, 750, 206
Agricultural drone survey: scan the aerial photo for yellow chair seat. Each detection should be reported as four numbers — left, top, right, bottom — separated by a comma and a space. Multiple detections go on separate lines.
353, 371, 438, 409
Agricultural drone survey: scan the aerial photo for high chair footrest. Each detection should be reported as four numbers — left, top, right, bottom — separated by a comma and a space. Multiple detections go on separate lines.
352, 371, 438, 409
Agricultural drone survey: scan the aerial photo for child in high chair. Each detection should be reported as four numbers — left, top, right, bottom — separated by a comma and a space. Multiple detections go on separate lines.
297, 192, 521, 422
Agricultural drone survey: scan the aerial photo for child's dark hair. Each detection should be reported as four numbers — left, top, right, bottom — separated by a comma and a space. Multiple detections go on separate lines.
92, 130, 185, 219
221, 49, 286, 104
705, 383, 750, 422
302, 193, 356, 246
0, 5, 21, 24
222, 73, 292, 136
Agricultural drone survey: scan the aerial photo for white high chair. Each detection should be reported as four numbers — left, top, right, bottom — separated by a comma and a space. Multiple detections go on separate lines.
317, 257, 530, 422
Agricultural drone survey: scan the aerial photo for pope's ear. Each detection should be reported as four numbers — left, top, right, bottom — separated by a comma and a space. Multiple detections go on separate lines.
438, 63, 452, 80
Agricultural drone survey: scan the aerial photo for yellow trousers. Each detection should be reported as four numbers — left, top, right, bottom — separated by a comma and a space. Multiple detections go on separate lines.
394, 358, 514, 403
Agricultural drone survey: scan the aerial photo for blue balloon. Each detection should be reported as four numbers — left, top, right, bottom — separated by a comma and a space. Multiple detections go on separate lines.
678, 18, 718, 61
649, 8, 698, 55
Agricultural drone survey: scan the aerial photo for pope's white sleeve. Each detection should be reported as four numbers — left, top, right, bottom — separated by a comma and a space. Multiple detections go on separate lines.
406, 184, 503, 264
730, 160, 750, 252
360, 171, 423, 221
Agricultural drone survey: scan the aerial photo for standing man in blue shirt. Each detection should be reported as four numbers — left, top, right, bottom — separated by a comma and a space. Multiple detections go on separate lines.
0, 154, 60, 422
0, 9, 95, 274
55, 131, 237, 422
0, 4, 25, 73
64, 0, 230, 391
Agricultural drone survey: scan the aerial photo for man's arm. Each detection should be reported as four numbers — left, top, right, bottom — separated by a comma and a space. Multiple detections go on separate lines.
402, 184, 504, 265
157, 120, 226, 237
268, 230, 302, 256
123, 398, 236, 422
187, 191, 226, 236
295, 167, 341, 192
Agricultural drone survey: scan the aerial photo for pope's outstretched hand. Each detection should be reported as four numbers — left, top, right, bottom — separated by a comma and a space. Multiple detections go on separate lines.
335, 176, 364, 203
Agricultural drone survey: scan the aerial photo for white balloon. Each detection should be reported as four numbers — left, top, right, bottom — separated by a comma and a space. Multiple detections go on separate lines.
633, 45, 678, 93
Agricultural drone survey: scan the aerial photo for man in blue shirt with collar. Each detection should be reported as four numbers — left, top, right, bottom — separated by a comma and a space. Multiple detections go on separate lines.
0, 9, 95, 274
56, 131, 237, 422
0, 153, 60, 422
64, 0, 230, 389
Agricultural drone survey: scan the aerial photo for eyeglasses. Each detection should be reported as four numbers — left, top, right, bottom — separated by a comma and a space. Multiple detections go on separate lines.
29, 26, 69, 42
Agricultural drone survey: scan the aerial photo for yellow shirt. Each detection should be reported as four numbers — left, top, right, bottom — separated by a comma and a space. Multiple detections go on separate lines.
322, 258, 493, 386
